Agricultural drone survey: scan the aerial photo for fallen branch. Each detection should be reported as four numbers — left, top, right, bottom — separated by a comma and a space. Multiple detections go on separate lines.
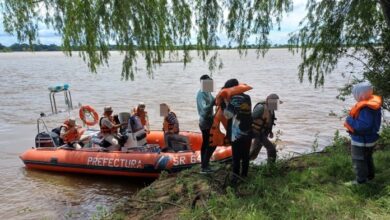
130, 198, 185, 209
191, 193, 202, 209
145, 205, 164, 219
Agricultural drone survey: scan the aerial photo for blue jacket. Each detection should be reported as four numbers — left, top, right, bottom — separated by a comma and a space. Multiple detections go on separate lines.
346, 107, 381, 146
196, 90, 215, 130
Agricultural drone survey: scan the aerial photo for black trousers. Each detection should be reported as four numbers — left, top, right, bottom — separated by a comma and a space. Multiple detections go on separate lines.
231, 135, 252, 178
200, 128, 216, 169
351, 145, 375, 183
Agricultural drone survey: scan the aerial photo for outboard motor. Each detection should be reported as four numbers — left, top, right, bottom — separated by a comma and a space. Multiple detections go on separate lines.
35, 131, 60, 148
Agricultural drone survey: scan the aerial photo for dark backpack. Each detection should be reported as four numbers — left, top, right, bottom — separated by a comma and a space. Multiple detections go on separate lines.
236, 94, 252, 132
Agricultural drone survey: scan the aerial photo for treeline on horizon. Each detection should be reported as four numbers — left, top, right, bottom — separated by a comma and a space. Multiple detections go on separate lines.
0, 43, 292, 52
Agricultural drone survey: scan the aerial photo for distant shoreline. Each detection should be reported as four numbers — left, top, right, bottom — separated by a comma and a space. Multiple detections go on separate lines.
0, 43, 292, 53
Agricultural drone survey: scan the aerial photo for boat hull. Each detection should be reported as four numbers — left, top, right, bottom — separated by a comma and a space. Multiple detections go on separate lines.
20, 131, 232, 178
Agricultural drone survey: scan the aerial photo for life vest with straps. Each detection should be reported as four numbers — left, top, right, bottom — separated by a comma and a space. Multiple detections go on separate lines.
252, 102, 276, 135
129, 115, 144, 133
344, 95, 382, 133
163, 112, 179, 134
209, 83, 252, 147
99, 116, 118, 135
133, 108, 148, 126
61, 123, 84, 144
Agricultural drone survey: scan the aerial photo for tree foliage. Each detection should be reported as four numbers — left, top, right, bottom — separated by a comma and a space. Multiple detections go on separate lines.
288, 0, 390, 109
1, 0, 390, 109
0, 0, 292, 79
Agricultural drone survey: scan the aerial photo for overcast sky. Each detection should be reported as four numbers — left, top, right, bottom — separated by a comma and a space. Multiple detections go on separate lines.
0, 0, 306, 46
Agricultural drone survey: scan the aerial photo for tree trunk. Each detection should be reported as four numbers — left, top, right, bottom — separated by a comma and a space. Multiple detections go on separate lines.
380, 0, 390, 28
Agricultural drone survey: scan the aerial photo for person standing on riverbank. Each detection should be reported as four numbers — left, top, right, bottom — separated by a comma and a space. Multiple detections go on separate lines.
196, 74, 216, 174
344, 82, 382, 185
222, 79, 252, 184
249, 94, 279, 163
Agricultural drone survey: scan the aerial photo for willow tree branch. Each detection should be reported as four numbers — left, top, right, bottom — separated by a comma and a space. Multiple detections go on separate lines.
345, 53, 375, 73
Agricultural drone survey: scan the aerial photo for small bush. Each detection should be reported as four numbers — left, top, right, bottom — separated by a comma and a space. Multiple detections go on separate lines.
378, 124, 390, 149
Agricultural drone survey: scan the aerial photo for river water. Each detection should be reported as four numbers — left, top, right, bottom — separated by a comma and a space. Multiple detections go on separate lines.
0, 49, 358, 219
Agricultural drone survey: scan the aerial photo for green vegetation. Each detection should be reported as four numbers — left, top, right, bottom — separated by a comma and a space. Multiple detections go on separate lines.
0, 43, 60, 51
95, 126, 390, 220
2, 1, 389, 109
288, 0, 390, 110
0, 0, 292, 79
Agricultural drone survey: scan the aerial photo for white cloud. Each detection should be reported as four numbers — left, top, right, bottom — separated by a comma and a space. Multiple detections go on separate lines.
268, 0, 307, 44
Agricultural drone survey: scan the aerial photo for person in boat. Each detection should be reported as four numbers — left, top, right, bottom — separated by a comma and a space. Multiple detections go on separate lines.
60, 118, 84, 149
100, 106, 124, 151
132, 102, 150, 133
344, 82, 382, 185
221, 79, 252, 184
249, 94, 280, 163
162, 103, 189, 152
196, 74, 216, 173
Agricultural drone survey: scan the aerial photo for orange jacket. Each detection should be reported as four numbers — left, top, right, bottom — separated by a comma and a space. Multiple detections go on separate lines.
209, 83, 252, 147
133, 108, 148, 126
99, 116, 118, 135
163, 112, 179, 134
62, 124, 83, 143
344, 95, 382, 133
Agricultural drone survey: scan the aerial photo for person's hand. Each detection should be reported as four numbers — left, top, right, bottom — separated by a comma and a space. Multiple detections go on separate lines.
269, 132, 274, 139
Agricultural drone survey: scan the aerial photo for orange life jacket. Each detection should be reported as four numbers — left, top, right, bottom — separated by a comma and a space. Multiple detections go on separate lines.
209, 83, 253, 147
100, 116, 118, 135
163, 112, 179, 134
133, 108, 148, 126
62, 124, 84, 143
344, 95, 382, 133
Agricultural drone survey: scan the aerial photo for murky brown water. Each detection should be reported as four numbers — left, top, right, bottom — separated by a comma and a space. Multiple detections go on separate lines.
0, 49, 358, 219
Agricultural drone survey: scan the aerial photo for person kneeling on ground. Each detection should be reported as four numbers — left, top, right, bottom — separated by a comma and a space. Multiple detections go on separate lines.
99, 106, 125, 151
249, 93, 280, 163
60, 118, 85, 149
344, 82, 382, 185
162, 103, 189, 152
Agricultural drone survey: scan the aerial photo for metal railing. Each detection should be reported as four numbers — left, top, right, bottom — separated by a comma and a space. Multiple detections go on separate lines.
49, 88, 73, 114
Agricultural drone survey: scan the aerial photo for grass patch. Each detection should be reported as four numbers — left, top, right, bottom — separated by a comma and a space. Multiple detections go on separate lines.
97, 127, 390, 220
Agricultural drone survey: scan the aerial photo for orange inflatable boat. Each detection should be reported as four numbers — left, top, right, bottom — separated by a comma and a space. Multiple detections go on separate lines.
20, 130, 232, 178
